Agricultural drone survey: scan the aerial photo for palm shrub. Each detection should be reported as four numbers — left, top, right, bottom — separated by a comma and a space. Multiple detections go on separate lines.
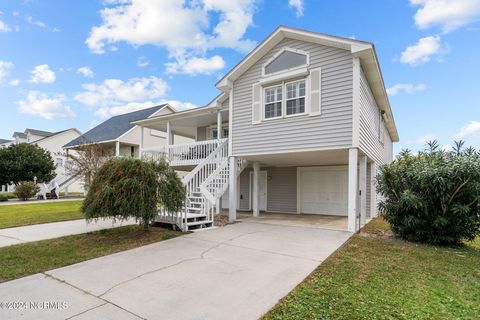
14, 181, 40, 201
377, 141, 480, 245
82, 157, 185, 231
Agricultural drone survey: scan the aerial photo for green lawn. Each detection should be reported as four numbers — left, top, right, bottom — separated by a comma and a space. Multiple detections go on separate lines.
0, 200, 84, 229
264, 218, 480, 320
0, 225, 180, 282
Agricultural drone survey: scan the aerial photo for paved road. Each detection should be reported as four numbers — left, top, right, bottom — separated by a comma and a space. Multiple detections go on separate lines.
0, 221, 351, 320
0, 218, 137, 248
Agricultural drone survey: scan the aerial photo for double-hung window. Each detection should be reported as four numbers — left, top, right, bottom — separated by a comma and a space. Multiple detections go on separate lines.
264, 85, 283, 119
286, 80, 306, 115
263, 80, 306, 120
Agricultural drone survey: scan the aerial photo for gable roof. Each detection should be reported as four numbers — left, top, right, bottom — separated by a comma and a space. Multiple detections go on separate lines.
215, 25, 399, 142
13, 131, 27, 139
64, 105, 168, 148
32, 128, 81, 144
0, 139, 12, 144
25, 129, 54, 137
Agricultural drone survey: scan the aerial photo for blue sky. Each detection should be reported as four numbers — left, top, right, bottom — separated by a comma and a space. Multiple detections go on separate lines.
0, 0, 479, 154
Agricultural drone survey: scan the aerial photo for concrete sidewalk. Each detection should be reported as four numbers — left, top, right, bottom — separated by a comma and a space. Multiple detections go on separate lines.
0, 221, 352, 320
0, 198, 84, 206
0, 218, 137, 248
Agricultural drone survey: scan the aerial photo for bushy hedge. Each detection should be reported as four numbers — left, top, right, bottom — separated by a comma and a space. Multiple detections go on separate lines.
82, 157, 185, 230
377, 141, 480, 245
14, 181, 39, 201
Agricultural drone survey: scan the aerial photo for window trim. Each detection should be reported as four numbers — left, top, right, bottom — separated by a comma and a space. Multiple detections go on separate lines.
284, 79, 307, 118
207, 124, 230, 139
263, 84, 284, 121
262, 47, 310, 77
262, 78, 308, 121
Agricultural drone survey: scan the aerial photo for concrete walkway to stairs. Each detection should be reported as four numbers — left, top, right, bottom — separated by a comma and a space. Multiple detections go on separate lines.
0, 220, 352, 320
0, 218, 137, 248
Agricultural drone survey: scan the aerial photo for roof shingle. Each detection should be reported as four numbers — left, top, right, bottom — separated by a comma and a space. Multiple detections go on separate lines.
64, 105, 165, 148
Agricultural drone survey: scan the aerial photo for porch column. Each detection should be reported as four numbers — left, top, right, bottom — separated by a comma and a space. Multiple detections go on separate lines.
217, 111, 222, 139
228, 156, 237, 222
348, 148, 359, 232
359, 155, 367, 226
115, 140, 120, 157
139, 126, 144, 159
166, 121, 172, 145
252, 162, 260, 217
370, 162, 377, 218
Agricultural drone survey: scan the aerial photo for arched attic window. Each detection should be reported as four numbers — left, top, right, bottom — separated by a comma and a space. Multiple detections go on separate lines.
263, 48, 309, 76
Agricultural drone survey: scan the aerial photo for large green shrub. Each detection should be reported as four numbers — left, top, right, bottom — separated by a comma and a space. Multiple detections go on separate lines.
377, 141, 480, 245
82, 157, 185, 230
14, 181, 40, 201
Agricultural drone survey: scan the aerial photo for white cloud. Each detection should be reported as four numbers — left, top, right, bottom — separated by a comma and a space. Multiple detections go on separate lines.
0, 60, 13, 81
288, 0, 304, 17
17, 91, 76, 120
77, 66, 94, 78
95, 99, 198, 118
454, 121, 480, 140
166, 55, 225, 75
0, 20, 11, 32
25, 14, 60, 32
386, 83, 427, 96
9, 79, 20, 86
86, 0, 256, 75
417, 134, 438, 144
29, 64, 56, 84
411, 0, 480, 33
400, 35, 442, 65
74, 76, 168, 107
137, 56, 150, 67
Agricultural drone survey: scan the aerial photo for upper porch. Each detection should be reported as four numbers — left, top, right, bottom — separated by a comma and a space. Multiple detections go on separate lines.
133, 99, 230, 168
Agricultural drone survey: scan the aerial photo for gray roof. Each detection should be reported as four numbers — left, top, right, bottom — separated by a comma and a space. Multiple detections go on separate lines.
13, 132, 27, 138
64, 105, 165, 148
0, 139, 12, 144
25, 129, 53, 137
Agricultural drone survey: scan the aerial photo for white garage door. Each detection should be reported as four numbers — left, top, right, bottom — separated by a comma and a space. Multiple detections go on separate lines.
299, 167, 348, 216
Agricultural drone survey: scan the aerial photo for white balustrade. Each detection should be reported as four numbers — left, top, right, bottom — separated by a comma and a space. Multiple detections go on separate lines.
142, 139, 227, 167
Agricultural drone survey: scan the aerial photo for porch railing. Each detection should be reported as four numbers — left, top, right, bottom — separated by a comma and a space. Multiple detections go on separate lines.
142, 138, 227, 166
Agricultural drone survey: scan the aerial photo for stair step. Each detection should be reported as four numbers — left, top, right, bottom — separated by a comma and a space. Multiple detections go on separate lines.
187, 220, 213, 227
186, 207, 203, 211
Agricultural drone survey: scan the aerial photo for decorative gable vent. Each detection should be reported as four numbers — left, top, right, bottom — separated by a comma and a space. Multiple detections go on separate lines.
263, 48, 309, 76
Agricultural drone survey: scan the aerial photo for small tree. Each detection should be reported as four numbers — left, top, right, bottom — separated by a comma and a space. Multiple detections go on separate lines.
376, 140, 480, 245
63, 143, 112, 192
14, 181, 40, 201
0, 143, 56, 185
81, 157, 185, 230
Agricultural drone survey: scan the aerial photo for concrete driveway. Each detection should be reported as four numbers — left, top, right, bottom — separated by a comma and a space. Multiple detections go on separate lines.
0, 221, 352, 320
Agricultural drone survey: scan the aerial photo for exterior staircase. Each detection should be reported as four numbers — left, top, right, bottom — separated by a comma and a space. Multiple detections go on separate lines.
38, 174, 80, 199
153, 139, 247, 231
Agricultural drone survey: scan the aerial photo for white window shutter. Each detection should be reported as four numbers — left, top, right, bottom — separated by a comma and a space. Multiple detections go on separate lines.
252, 83, 262, 124
309, 67, 321, 116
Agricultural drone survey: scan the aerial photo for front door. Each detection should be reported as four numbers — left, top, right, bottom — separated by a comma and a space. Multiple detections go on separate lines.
251, 171, 267, 211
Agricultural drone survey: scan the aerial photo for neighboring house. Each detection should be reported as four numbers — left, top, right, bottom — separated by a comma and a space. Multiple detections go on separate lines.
0, 139, 13, 148
1, 128, 84, 194
63, 105, 192, 158
135, 26, 398, 233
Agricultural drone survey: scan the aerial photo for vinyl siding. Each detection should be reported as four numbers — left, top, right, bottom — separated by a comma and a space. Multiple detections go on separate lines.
232, 38, 353, 155
237, 167, 297, 213
358, 67, 394, 217
266, 167, 297, 213
197, 126, 207, 141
